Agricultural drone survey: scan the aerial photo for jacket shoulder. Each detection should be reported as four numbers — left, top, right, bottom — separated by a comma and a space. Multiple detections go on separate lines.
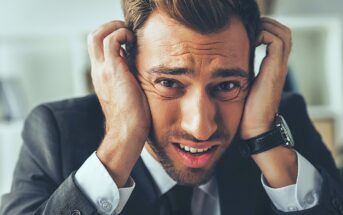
42, 94, 101, 113
279, 92, 306, 112
26, 94, 105, 176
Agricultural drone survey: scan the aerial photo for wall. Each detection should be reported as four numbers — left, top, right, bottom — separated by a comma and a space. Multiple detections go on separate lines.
0, 0, 123, 34
0, 0, 124, 197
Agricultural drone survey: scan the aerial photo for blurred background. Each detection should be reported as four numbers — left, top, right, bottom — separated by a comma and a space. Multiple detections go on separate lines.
0, 0, 343, 197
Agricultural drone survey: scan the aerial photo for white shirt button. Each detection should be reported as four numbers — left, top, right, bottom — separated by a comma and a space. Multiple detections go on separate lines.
287, 205, 298, 212
98, 199, 112, 212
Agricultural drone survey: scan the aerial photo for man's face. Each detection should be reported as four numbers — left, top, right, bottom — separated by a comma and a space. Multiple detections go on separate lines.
135, 11, 250, 186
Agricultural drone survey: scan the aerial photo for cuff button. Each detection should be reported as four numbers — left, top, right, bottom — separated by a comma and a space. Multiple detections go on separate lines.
70, 210, 81, 215
99, 199, 113, 212
287, 205, 298, 212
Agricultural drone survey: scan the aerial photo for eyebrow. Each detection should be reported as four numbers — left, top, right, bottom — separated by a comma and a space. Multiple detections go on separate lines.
211, 69, 249, 79
146, 66, 192, 76
146, 66, 248, 78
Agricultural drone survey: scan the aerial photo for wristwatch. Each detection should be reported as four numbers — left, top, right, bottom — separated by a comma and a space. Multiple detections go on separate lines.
239, 114, 295, 158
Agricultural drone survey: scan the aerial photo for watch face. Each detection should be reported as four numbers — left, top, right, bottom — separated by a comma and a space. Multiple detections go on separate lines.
275, 114, 295, 147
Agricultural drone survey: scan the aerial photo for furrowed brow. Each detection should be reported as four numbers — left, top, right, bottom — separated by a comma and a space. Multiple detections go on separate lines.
146, 66, 193, 76
211, 69, 249, 79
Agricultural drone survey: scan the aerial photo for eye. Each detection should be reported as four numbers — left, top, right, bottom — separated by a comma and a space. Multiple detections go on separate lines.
158, 79, 182, 88
211, 81, 243, 101
154, 78, 185, 99
214, 81, 240, 92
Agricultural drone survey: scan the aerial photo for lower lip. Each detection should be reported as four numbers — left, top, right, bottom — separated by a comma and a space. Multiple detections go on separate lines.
172, 144, 216, 168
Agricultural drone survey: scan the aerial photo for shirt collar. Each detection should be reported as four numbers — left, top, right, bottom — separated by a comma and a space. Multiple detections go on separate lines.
140, 146, 218, 199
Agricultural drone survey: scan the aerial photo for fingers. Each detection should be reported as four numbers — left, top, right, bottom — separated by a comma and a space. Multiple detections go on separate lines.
103, 28, 134, 63
264, 18, 292, 54
257, 17, 292, 63
257, 30, 283, 59
88, 20, 135, 97
88, 20, 130, 62
261, 17, 292, 55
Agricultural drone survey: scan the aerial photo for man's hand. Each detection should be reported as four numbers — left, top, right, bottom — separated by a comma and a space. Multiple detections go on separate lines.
88, 21, 151, 187
240, 17, 297, 188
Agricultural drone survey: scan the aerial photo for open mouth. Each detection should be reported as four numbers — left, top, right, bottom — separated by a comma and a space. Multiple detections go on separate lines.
174, 143, 216, 156
172, 142, 218, 168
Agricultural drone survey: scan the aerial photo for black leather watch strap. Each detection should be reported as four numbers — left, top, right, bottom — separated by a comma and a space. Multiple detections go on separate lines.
239, 127, 284, 158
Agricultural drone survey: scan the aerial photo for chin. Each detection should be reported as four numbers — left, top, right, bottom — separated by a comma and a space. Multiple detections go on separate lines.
172, 166, 216, 186
155, 146, 219, 185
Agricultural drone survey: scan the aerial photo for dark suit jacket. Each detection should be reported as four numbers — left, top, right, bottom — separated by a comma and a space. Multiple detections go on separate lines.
1, 93, 343, 215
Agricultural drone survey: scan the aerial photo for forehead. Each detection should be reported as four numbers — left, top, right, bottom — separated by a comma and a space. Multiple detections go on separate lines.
135, 11, 250, 74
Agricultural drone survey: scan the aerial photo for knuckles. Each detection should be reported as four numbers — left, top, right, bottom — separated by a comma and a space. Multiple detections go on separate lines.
101, 69, 114, 82
93, 64, 116, 82
87, 21, 129, 50
284, 27, 292, 43
273, 36, 284, 48
103, 36, 112, 48
283, 27, 293, 53
87, 29, 102, 46
284, 27, 292, 39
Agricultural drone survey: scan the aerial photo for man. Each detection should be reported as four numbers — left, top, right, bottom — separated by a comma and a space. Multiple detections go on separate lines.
1, 0, 343, 214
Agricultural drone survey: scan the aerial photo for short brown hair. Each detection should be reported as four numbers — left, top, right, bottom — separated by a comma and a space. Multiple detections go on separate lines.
121, 0, 261, 78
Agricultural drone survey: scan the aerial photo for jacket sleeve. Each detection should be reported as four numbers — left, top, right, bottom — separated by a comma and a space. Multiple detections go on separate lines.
273, 94, 343, 215
0, 105, 98, 215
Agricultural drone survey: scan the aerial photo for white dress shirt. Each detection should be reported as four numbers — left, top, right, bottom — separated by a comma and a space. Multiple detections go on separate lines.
75, 148, 323, 215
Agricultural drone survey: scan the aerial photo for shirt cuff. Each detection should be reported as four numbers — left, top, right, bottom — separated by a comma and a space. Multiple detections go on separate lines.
261, 150, 323, 212
74, 151, 135, 215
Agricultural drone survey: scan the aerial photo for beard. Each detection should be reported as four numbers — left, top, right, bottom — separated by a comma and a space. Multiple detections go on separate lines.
146, 126, 230, 186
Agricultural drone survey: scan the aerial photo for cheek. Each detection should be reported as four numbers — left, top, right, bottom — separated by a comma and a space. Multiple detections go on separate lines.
137, 73, 181, 144
145, 93, 180, 142
218, 102, 245, 135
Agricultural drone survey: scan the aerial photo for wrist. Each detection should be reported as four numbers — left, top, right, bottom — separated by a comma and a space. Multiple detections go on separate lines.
97, 132, 145, 187
252, 146, 298, 188
241, 114, 297, 188
241, 125, 272, 140
241, 119, 274, 140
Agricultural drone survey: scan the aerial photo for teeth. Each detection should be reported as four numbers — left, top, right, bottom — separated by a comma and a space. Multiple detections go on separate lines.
179, 145, 211, 153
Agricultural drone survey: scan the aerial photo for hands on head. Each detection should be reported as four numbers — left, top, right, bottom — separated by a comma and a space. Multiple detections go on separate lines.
88, 17, 296, 188
241, 17, 297, 188
88, 21, 151, 187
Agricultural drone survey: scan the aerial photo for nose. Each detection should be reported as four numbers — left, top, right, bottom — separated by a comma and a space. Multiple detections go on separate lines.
180, 90, 218, 141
